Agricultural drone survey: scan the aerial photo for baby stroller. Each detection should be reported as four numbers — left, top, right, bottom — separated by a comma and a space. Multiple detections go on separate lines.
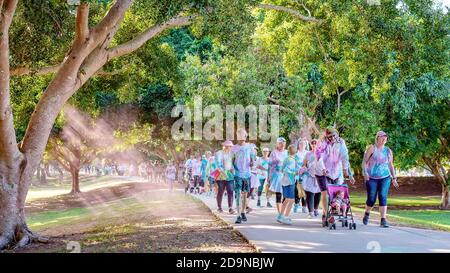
324, 183, 356, 230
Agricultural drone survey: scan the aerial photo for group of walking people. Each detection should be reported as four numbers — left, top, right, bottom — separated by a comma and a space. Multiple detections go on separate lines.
183, 127, 399, 228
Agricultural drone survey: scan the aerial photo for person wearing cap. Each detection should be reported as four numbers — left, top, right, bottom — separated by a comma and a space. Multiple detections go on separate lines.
184, 154, 195, 194
232, 128, 257, 224
205, 151, 217, 197
165, 161, 177, 192
316, 127, 355, 225
269, 137, 288, 221
362, 131, 399, 228
256, 147, 271, 207
191, 154, 203, 194
294, 138, 309, 214
247, 146, 260, 213
215, 140, 235, 214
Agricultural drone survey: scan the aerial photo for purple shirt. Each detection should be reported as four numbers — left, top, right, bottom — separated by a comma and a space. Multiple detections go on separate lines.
316, 138, 350, 182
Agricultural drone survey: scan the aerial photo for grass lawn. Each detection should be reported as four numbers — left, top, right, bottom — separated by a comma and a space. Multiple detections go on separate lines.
349, 192, 441, 208
349, 192, 449, 232
27, 175, 139, 202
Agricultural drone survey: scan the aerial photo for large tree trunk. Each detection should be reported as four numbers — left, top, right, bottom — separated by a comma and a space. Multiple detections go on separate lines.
54, 163, 64, 182
423, 156, 450, 210
441, 184, 450, 209
44, 163, 51, 177
0, 160, 48, 250
70, 167, 81, 194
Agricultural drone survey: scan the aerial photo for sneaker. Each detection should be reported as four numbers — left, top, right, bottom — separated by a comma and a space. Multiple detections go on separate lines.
217, 208, 223, 213
246, 207, 253, 214
293, 204, 299, 213
380, 218, 389, 228
282, 217, 292, 225
314, 210, 319, 217
363, 213, 370, 225
256, 200, 261, 207
307, 213, 314, 219
302, 207, 308, 214
235, 216, 242, 224
276, 214, 284, 223
267, 202, 273, 208
229, 208, 235, 214
241, 213, 247, 222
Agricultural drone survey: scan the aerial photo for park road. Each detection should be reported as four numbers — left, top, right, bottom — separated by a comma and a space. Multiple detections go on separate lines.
196, 194, 450, 253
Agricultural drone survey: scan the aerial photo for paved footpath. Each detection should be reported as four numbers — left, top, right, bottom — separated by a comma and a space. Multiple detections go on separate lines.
196, 194, 450, 253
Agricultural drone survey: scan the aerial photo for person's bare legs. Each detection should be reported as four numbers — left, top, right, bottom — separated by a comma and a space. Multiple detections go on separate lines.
321, 190, 327, 215
336, 204, 342, 216
241, 191, 247, 215
379, 205, 387, 219
365, 205, 373, 214
282, 199, 294, 217
276, 201, 282, 214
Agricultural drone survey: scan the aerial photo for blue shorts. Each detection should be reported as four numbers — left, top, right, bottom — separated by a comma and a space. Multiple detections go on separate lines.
282, 184, 295, 199
234, 176, 251, 193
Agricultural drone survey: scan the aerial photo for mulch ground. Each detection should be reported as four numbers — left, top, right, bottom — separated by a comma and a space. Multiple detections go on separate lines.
9, 182, 257, 253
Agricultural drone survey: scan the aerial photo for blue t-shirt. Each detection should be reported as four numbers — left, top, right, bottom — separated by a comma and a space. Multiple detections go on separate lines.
232, 143, 256, 179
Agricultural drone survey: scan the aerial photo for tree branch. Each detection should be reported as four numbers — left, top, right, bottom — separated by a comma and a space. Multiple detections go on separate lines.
10, 64, 61, 77
257, 4, 323, 23
108, 14, 196, 59
91, 0, 134, 45
75, 3, 90, 44
0, 0, 20, 164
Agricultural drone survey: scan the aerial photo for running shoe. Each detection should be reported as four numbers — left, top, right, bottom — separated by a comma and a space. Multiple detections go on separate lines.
235, 216, 242, 224
363, 214, 370, 225
267, 201, 273, 208
282, 217, 292, 225
380, 218, 389, 228
229, 208, 235, 214
256, 200, 261, 207
302, 207, 308, 214
293, 204, 299, 213
314, 210, 319, 217
217, 208, 223, 213
241, 213, 247, 222
246, 207, 253, 214
276, 214, 284, 223
307, 213, 313, 219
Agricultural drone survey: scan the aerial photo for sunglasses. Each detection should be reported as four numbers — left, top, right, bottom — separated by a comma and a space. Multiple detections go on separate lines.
327, 135, 336, 140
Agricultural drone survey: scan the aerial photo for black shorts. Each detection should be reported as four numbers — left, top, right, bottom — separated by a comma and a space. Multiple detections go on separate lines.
193, 176, 201, 187
316, 176, 339, 192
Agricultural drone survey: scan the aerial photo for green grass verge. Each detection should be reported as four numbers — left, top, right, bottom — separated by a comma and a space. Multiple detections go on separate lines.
349, 192, 441, 207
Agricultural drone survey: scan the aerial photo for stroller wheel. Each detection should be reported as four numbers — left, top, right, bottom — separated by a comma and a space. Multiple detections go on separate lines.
333, 223, 337, 230
352, 223, 356, 230
344, 221, 349, 227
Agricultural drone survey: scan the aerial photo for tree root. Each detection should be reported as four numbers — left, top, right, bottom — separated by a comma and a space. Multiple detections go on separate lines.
0, 225, 50, 250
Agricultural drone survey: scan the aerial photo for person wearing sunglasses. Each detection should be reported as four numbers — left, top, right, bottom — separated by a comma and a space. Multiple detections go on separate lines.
362, 131, 399, 228
316, 127, 355, 226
